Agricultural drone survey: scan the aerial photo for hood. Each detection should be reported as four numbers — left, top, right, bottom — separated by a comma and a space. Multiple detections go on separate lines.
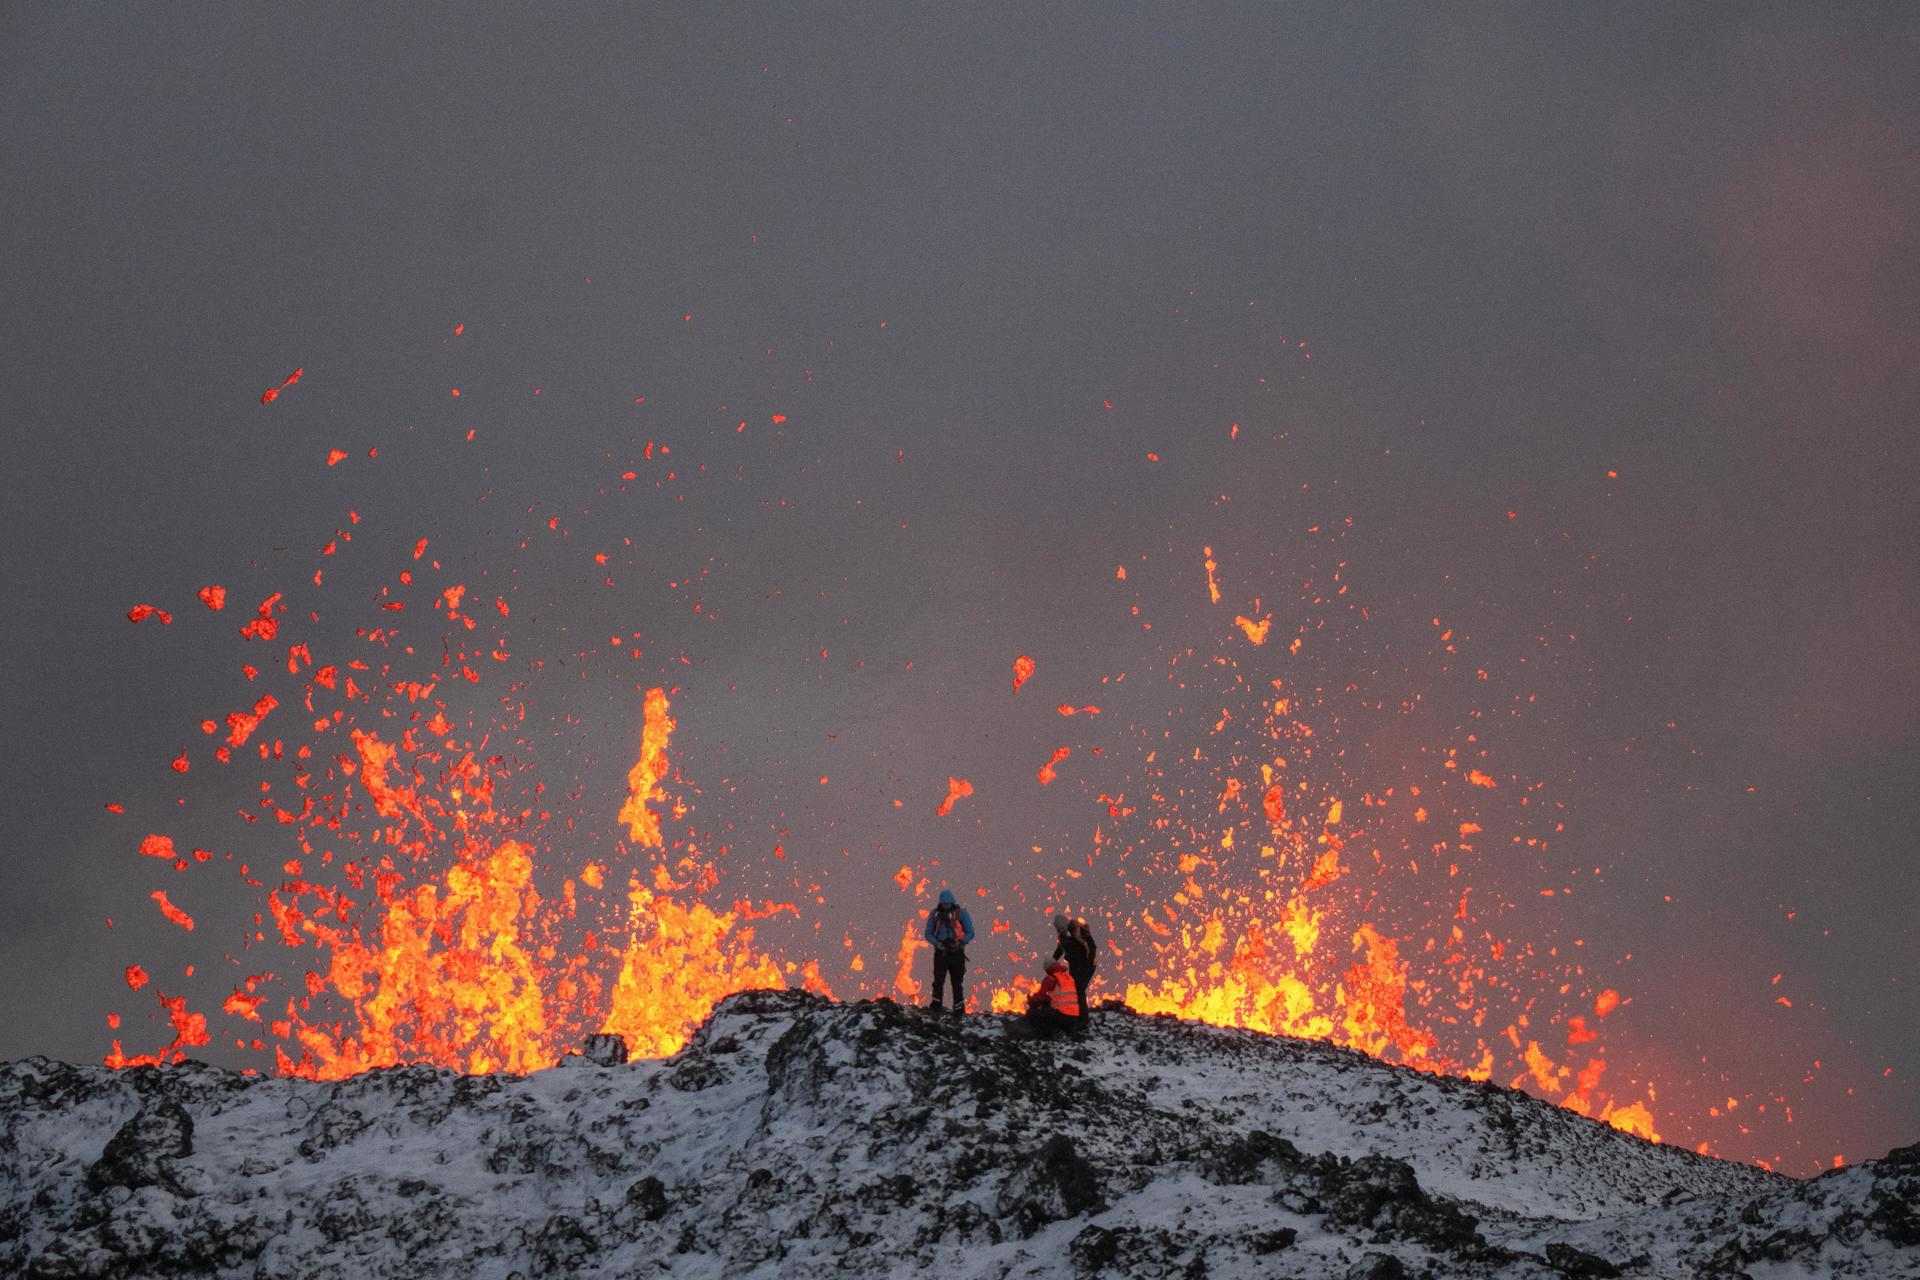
936, 889, 957, 908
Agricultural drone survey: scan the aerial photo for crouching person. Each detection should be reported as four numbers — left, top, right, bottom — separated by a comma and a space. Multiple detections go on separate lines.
1024, 960, 1083, 1036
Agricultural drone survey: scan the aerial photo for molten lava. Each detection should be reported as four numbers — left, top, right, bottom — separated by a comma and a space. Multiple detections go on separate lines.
105, 369, 1682, 1162
617, 688, 675, 849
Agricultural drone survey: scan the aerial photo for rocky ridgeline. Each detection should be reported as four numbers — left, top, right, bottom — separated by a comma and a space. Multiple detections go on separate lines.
1, 990, 1914, 1278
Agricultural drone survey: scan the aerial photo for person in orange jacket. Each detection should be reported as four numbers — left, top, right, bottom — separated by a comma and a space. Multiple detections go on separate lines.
1024, 959, 1082, 1036
1051, 913, 1098, 1022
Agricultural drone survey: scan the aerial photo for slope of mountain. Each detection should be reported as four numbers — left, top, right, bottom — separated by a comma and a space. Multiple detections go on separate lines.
2, 990, 1914, 1278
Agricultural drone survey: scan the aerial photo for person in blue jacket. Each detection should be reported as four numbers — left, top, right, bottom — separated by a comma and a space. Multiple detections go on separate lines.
923, 888, 975, 1014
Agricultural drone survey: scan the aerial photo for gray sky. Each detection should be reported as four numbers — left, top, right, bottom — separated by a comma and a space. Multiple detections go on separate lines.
2, 4, 1914, 1172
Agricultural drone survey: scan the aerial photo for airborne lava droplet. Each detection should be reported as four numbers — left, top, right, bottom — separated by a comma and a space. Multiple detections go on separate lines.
935, 776, 974, 817
100, 353, 1702, 1156
1234, 614, 1272, 645
150, 890, 195, 932
1036, 746, 1072, 786
259, 367, 303, 406
197, 585, 226, 611
126, 604, 172, 625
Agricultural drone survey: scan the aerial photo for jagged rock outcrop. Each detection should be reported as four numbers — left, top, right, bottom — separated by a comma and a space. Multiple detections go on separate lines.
1543, 1241, 1622, 1277
1, 990, 1913, 1278
85, 1099, 194, 1197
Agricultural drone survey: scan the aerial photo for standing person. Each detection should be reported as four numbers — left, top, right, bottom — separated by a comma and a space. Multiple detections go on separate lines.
923, 888, 975, 1013
1051, 913, 1098, 1023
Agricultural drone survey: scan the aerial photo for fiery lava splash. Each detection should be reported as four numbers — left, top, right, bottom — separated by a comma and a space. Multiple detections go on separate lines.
106, 543, 1656, 1144
108, 346, 1684, 1160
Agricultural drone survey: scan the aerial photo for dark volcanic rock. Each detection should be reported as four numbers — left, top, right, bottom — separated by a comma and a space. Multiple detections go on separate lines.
1247, 1227, 1298, 1253
1321, 1153, 1482, 1250
0, 991, 1886, 1280
1067, 1224, 1204, 1277
998, 1132, 1105, 1237
1346, 1253, 1409, 1280
1069, 1224, 1123, 1272
1206, 1128, 1306, 1184
1545, 1240, 1623, 1277
625, 1175, 670, 1221
1869, 1183, 1920, 1246
532, 1214, 596, 1272
580, 1034, 629, 1067
85, 1100, 194, 1197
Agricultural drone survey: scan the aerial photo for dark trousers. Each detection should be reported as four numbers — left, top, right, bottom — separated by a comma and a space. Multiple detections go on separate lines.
1026, 1003, 1077, 1036
1071, 967, 1095, 1021
931, 948, 966, 1008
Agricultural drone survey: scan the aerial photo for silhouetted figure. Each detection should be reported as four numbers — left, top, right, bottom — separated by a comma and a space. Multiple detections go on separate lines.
923, 888, 975, 1013
1051, 913, 1098, 1023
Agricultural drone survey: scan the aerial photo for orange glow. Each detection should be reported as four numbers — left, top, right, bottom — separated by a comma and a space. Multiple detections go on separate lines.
1605, 1101, 1660, 1142
617, 688, 675, 848
176, 687, 816, 1078
107, 993, 210, 1068
259, 367, 303, 406
150, 890, 194, 932
1037, 746, 1071, 786
222, 988, 265, 1021
893, 919, 921, 1001
600, 885, 787, 1059
106, 493, 1686, 1164
936, 776, 974, 817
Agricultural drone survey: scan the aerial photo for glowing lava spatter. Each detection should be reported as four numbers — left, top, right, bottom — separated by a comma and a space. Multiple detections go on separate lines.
935, 776, 974, 817
617, 688, 675, 849
107, 346, 1695, 1157
111, 520, 1662, 1139
259, 367, 303, 406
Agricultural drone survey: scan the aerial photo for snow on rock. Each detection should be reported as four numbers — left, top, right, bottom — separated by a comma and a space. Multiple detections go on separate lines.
1, 990, 1914, 1278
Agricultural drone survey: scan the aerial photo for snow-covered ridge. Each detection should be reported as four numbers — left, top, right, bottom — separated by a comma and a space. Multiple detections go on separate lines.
3, 991, 1914, 1278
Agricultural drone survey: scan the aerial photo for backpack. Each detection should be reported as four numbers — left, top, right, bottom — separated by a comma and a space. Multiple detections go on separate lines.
934, 905, 966, 950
